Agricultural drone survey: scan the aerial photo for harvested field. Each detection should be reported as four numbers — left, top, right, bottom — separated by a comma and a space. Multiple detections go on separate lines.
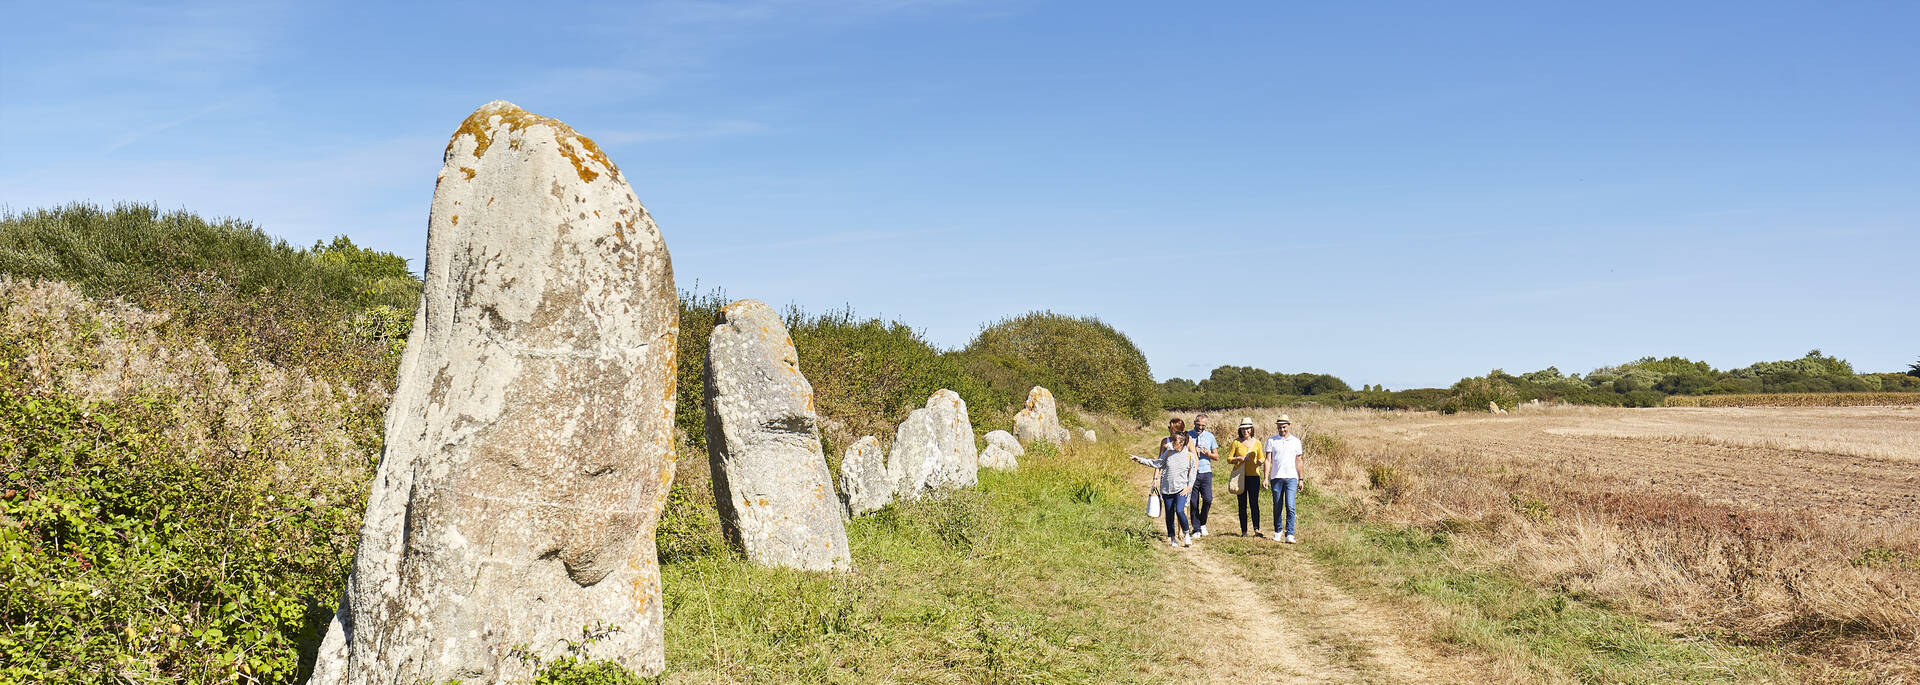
1183, 404, 1920, 681
1332, 405, 1920, 524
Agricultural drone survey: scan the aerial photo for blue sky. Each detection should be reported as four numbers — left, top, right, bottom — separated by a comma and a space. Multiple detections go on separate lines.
4, 1, 1916, 389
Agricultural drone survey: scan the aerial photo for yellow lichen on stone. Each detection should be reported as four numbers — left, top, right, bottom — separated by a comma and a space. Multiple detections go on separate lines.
444, 100, 620, 185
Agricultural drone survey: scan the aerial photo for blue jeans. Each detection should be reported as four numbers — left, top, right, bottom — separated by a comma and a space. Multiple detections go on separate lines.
1161, 492, 1191, 538
1271, 478, 1299, 536
1189, 473, 1213, 527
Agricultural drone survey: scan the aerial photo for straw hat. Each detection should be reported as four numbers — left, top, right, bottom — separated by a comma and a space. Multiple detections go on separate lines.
1238, 417, 1255, 429
1274, 414, 1292, 425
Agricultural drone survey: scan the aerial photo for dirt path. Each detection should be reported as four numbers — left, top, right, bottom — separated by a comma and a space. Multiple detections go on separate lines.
1164, 539, 1338, 682
1130, 435, 1472, 684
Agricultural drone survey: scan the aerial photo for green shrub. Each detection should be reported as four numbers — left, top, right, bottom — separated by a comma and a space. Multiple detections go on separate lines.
1443, 375, 1519, 413
0, 203, 418, 313
0, 279, 381, 683
0, 203, 420, 389
511, 625, 648, 685
959, 312, 1158, 422
1621, 390, 1666, 408
1367, 464, 1413, 503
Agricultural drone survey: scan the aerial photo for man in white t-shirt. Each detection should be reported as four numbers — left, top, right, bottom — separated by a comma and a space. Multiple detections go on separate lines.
1264, 415, 1305, 543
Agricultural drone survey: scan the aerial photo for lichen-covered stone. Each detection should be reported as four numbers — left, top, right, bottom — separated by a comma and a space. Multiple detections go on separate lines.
839, 435, 891, 516
1012, 386, 1072, 446
1083, 429, 1097, 443
888, 389, 977, 498
984, 429, 1024, 458
703, 299, 850, 571
979, 443, 1018, 471
311, 100, 678, 684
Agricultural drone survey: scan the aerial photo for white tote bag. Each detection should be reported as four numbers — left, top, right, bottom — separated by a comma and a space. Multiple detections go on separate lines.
1145, 467, 1163, 518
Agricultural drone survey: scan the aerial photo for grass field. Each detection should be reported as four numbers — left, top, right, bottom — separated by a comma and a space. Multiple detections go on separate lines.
653, 437, 1180, 683
1186, 404, 1919, 682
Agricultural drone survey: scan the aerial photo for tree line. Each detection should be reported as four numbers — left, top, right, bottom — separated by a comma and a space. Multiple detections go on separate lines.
1162, 351, 1920, 413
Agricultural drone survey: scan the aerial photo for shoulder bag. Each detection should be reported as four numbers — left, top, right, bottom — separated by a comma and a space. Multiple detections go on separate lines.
1145, 468, 1163, 518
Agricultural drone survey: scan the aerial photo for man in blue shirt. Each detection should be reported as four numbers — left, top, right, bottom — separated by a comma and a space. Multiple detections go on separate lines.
1186, 413, 1219, 537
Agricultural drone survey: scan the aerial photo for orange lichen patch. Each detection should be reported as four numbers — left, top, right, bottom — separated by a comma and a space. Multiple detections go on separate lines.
459, 167, 476, 180
445, 100, 621, 184
451, 215, 459, 226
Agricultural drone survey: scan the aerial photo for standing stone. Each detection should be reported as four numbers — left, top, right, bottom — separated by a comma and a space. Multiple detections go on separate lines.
312, 101, 678, 684
1083, 429, 1098, 443
1012, 386, 1072, 446
887, 389, 978, 498
979, 443, 1019, 471
839, 435, 891, 516
984, 429, 1024, 458
703, 299, 850, 571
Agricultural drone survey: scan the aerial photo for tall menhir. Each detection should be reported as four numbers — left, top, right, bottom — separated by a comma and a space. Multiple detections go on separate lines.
310, 101, 679, 683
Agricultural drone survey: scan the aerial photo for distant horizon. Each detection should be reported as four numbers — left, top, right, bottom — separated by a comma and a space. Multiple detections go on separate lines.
5, 2, 1915, 390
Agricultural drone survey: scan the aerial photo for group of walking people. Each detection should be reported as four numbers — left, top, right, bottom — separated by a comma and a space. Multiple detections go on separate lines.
1130, 413, 1306, 548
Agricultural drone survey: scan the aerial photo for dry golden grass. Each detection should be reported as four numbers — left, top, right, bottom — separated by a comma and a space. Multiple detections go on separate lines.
1170, 405, 1920, 682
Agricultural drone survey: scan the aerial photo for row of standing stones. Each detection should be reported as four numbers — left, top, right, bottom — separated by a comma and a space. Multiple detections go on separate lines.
308, 101, 1092, 684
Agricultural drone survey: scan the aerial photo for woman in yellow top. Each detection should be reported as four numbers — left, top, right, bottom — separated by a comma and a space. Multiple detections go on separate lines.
1223, 417, 1266, 536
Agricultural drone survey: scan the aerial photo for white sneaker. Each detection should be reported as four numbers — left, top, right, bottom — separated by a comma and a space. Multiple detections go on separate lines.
1167, 537, 1179, 548
1200, 525, 1209, 537
1181, 536, 1192, 548
1285, 534, 1297, 544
